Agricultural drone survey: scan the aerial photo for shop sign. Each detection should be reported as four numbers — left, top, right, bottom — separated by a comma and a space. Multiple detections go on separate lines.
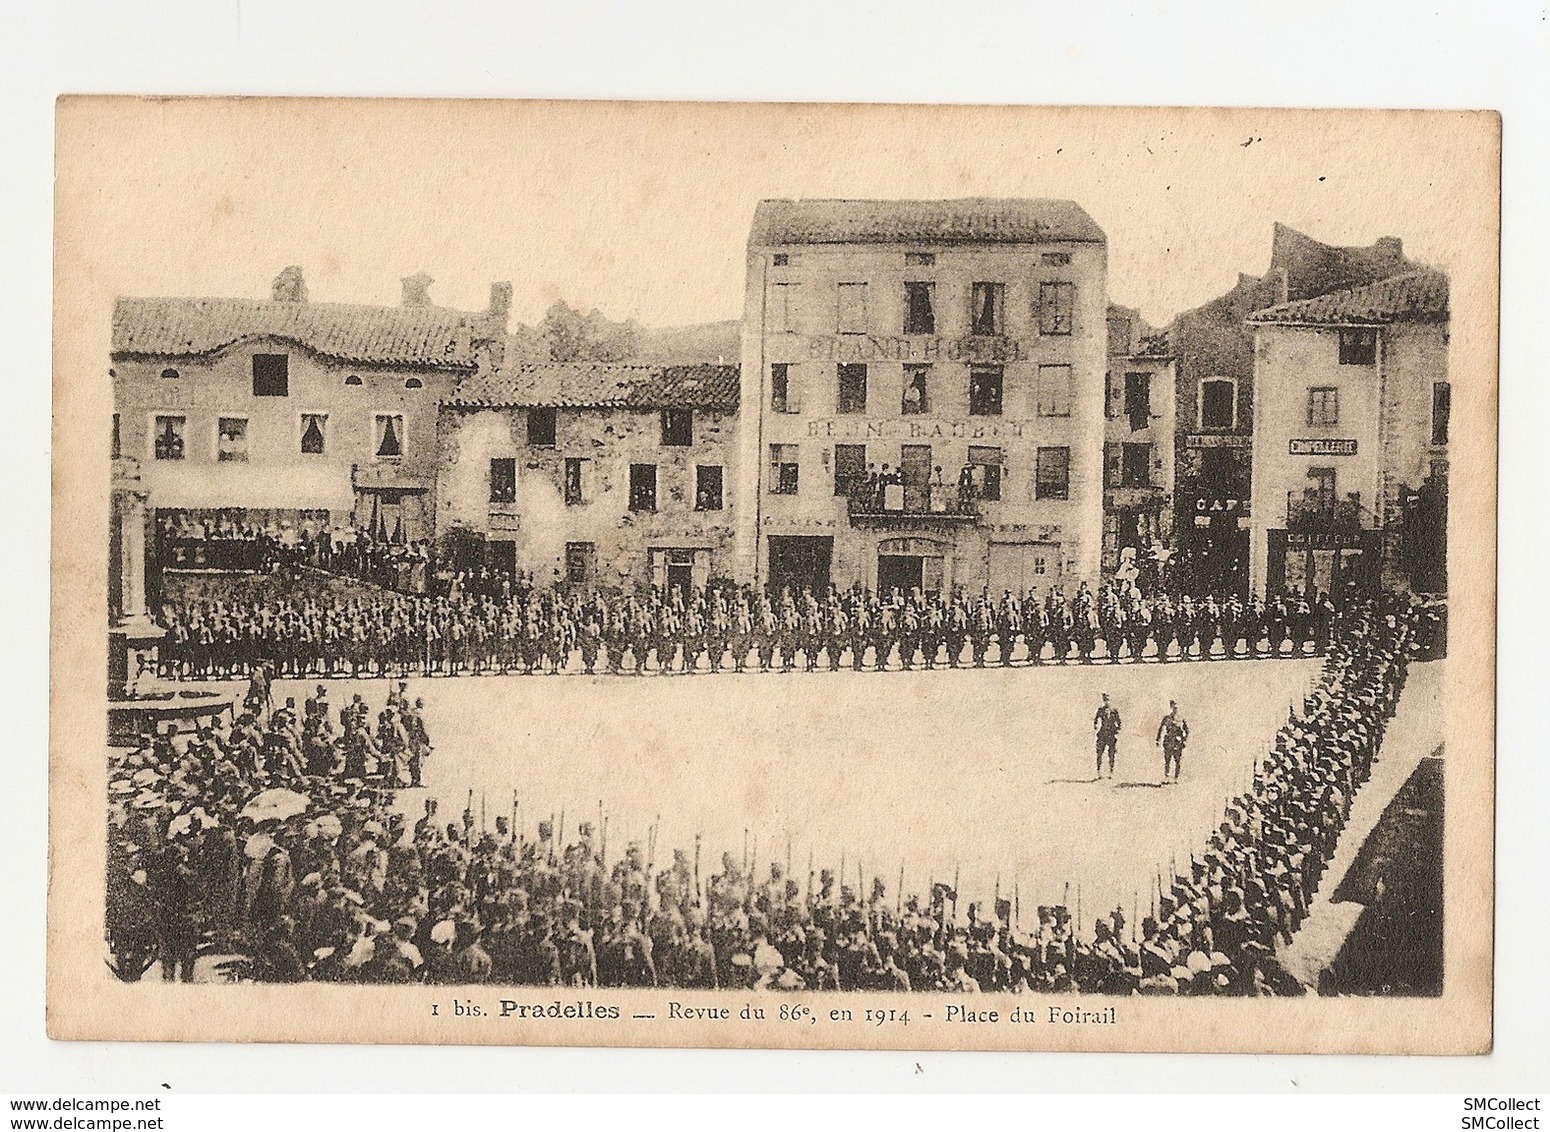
1289, 438, 1358, 456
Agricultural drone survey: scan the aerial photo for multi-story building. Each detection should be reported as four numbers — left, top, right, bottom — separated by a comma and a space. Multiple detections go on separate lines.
737, 198, 1109, 596
1102, 304, 1176, 574
112, 268, 508, 551
1245, 269, 1449, 598
435, 362, 740, 594
1169, 225, 1414, 596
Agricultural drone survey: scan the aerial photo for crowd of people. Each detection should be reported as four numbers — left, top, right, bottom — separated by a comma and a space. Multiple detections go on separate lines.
108, 594, 1417, 993
154, 579, 1344, 681
156, 510, 433, 595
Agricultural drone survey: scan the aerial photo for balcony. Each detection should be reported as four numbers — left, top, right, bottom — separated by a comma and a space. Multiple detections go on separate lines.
1286, 491, 1367, 532
352, 462, 432, 493
845, 483, 980, 526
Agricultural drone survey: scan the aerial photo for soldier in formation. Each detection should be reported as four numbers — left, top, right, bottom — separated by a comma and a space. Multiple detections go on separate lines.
157, 579, 1342, 681
111, 594, 1415, 995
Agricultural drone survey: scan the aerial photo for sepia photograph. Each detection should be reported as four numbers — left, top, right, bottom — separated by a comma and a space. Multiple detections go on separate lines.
48, 98, 1497, 1053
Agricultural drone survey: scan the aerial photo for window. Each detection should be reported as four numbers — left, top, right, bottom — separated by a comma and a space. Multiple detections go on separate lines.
628, 464, 657, 512
564, 457, 587, 505
769, 444, 799, 494
1036, 363, 1072, 417
1307, 386, 1340, 427
111, 413, 120, 459
217, 417, 249, 462
252, 353, 289, 397
836, 282, 867, 334
1200, 378, 1236, 430
1124, 372, 1152, 430
1038, 282, 1075, 336
404, 377, 424, 389
374, 413, 405, 458
1432, 382, 1451, 445
160, 368, 179, 380
1041, 252, 1071, 266
772, 253, 789, 267
1121, 442, 1152, 487
969, 366, 1003, 416
1307, 467, 1336, 513
901, 364, 930, 415
661, 408, 693, 447
968, 445, 1002, 502
837, 363, 867, 414
971, 282, 1005, 336
833, 443, 867, 498
770, 283, 801, 335
1035, 446, 1070, 500
527, 406, 557, 447
566, 542, 595, 583
770, 363, 795, 413
344, 374, 363, 386
300, 413, 327, 455
905, 251, 935, 266
489, 458, 517, 504
903, 282, 935, 334
695, 465, 724, 511
153, 415, 185, 460
1339, 328, 1377, 365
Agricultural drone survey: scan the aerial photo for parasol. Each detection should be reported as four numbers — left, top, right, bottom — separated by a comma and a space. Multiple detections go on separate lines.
240, 788, 309, 824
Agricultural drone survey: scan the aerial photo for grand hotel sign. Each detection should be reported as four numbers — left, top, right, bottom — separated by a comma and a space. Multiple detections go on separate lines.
806, 334, 1032, 364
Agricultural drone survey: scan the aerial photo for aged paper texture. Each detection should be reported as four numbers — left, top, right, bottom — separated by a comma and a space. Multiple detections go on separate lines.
49, 98, 1497, 1052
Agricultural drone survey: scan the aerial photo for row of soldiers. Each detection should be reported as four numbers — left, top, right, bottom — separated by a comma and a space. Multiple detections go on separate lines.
108, 594, 1415, 992
156, 582, 1341, 680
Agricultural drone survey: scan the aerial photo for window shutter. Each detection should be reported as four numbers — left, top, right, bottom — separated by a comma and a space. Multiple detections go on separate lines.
1105, 443, 1123, 489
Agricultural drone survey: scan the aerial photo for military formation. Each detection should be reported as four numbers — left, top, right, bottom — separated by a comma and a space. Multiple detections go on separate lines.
155, 579, 1341, 681
108, 594, 1416, 993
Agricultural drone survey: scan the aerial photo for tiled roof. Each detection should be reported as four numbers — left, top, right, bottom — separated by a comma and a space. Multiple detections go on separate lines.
112, 297, 477, 369
448, 363, 740, 411
750, 198, 1105, 247
1247, 270, 1448, 326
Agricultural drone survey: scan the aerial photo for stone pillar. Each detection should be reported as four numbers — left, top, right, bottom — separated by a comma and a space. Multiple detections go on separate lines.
116, 484, 149, 622
108, 457, 164, 700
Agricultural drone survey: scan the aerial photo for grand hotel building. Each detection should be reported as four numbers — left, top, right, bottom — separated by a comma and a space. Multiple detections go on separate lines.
736, 199, 1109, 595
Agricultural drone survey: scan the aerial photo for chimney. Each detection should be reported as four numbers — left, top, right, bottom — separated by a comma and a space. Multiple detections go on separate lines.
1374, 236, 1404, 264
488, 281, 513, 324
272, 266, 308, 303
401, 272, 434, 307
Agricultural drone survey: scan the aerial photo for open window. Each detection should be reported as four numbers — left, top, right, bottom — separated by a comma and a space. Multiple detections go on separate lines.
374, 413, 405, 458
628, 463, 657, 512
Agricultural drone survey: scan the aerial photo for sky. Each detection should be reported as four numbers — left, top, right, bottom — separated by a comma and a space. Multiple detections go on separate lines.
58, 100, 1496, 331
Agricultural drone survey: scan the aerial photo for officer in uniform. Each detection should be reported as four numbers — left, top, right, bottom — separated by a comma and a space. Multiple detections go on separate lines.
1093, 693, 1122, 779
1156, 700, 1190, 782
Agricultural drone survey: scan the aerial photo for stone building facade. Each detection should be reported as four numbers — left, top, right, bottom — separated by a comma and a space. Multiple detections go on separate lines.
1246, 270, 1449, 598
737, 199, 1109, 596
111, 268, 508, 548
1102, 304, 1176, 575
435, 363, 740, 594
1168, 225, 1414, 596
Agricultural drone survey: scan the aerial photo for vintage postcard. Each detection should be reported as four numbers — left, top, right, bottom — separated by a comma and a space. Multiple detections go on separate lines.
49, 98, 1497, 1053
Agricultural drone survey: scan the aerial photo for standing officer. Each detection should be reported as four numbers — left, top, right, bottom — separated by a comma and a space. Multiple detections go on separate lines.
1093, 693, 1122, 780
1156, 700, 1190, 782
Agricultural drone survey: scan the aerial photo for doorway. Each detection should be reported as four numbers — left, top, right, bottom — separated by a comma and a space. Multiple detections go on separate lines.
900, 444, 932, 512
766, 535, 833, 596
877, 554, 924, 594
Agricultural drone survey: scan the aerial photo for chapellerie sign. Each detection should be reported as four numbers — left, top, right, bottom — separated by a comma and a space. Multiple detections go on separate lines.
1289, 438, 1358, 456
